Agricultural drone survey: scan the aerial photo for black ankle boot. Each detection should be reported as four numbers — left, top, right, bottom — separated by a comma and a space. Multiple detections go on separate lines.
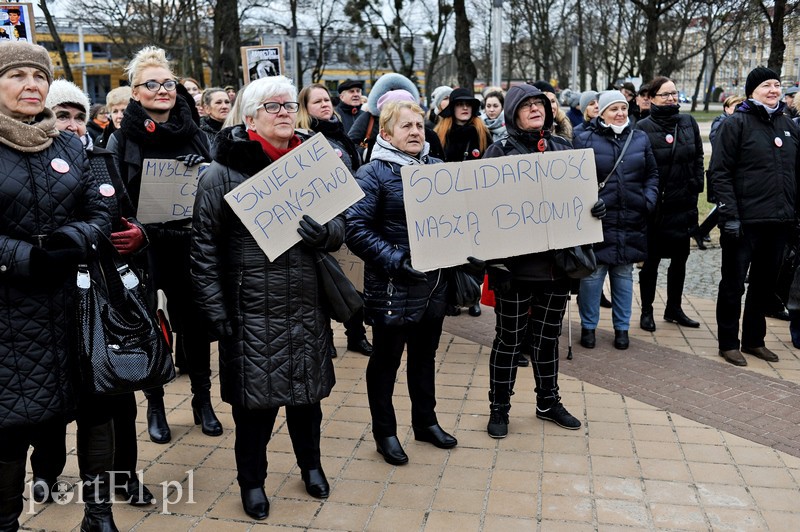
192, 399, 223, 437
580, 328, 595, 349
0, 459, 26, 532
146, 397, 171, 444
614, 329, 629, 350
77, 421, 118, 532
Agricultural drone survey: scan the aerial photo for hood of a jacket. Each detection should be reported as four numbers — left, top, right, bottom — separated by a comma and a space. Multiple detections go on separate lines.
504, 84, 554, 137
366, 73, 420, 115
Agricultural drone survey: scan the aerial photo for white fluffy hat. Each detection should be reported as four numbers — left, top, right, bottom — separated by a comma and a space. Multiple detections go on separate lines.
45, 79, 92, 115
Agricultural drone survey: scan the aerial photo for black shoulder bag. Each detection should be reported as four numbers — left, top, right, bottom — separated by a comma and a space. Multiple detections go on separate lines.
76, 232, 175, 395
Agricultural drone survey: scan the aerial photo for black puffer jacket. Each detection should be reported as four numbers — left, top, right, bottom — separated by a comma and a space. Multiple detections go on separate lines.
191, 125, 339, 409
708, 99, 800, 225
636, 105, 704, 244
440, 122, 492, 162
483, 84, 572, 282
0, 123, 111, 429
573, 117, 659, 265
306, 116, 361, 173
346, 138, 448, 327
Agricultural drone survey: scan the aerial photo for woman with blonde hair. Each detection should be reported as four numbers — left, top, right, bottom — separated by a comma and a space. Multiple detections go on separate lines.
107, 46, 221, 444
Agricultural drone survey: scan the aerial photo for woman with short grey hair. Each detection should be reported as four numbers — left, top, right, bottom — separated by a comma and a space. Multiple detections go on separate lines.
191, 75, 341, 520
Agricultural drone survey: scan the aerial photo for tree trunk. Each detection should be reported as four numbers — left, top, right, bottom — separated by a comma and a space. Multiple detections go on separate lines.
766, 0, 787, 76
453, 0, 476, 90
212, 0, 241, 87
690, 47, 707, 113
39, 0, 74, 82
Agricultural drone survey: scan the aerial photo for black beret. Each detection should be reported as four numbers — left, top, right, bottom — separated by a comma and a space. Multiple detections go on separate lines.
337, 79, 364, 92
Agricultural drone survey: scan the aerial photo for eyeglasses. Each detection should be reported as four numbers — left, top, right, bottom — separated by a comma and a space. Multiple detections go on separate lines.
134, 80, 178, 92
262, 101, 300, 114
655, 91, 679, 100
519, 100, 546, 110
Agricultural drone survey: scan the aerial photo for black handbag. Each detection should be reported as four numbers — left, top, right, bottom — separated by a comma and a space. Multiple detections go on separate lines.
447, 268, 482, 307
553, 244, 597, 279
76, 236, 175, 395
315, 251, 364, 323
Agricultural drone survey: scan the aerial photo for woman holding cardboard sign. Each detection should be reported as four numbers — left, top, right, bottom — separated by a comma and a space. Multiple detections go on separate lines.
346, 100, 468, 466
106, 46, 221, 444
191, 75, 342, 519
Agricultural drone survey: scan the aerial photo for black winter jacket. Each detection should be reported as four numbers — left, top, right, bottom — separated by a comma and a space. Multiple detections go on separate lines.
0, 128, 111, 429
346, 141, 448, 327
191, 125, 339, 409
573, 118, 659, 265
708, 99, 800, 225
482, 84, 572, 282
636, 105, 704, 246
440, 122, 492, 162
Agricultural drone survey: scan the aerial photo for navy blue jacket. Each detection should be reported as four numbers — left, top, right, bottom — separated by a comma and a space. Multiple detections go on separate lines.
573, 118, 659, 265
346, 153, 448, 327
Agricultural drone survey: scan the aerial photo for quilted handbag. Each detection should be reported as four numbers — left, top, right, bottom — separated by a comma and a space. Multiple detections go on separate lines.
76, 236, 175, 395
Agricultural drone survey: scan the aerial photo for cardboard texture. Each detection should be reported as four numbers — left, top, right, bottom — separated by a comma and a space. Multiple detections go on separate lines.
401, 148, 604, 271
137, 160, 210, 224
224, 133, 365, 260
331, 244, 364, 292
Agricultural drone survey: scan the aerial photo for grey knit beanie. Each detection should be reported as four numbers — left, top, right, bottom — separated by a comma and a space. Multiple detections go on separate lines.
0, 41, 53, 83
430, 86, 453, 113
579, 91, 599, 111
597, 90, 628, 116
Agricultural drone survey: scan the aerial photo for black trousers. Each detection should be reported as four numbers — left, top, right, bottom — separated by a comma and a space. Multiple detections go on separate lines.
28, 392, 140, 483
717, 224, 789, 350
231, 403, 322, 489
639, 253, 689, 312
367, 317, 444, 437
343, 303, 367, 342
489, 279, 569, 406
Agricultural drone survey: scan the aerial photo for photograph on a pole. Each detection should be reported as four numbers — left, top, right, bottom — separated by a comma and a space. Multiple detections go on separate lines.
241, 44, 283, 83
0, 2, 34, 43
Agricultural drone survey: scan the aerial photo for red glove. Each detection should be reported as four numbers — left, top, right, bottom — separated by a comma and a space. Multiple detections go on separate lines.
111, 218, 145, 255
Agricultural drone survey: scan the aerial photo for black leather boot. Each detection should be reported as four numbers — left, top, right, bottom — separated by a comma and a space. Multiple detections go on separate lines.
77, 420, 118, 532
192, 396, 223, 437
0, 458, 26, 532
146, 396, 171, 444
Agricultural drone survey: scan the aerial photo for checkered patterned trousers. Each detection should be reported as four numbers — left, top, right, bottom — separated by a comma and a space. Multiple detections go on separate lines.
488, 280, 569, 406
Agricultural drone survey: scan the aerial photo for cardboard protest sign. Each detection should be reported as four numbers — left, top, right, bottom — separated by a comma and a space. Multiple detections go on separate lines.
224, 133, 365, 260
137, 159, 209, 224
401, 148, 603, 271
331, 244, 364, 292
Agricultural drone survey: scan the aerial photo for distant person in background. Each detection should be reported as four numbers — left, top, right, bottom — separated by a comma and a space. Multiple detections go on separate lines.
566, 91, 583, 127
633, 85, 651, 122
225, 85, 237, 104
784, 86, 798, 119
100, 85, 132, 147
182, 77, 202, 97
482, 90, 507, 142
335, 79, 365, 134
86, 103, 109, 143
426, 85, 453, 128
574, 90, 598, 136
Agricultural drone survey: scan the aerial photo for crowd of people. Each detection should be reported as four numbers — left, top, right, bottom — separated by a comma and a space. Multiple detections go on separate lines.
1, 38, 798, 529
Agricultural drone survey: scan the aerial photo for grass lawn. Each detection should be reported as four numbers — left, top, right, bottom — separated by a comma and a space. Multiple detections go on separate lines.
688, 110, 719, 122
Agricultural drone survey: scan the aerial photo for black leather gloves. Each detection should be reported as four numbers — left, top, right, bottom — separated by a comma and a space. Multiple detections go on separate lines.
30, 246, 85, 286
463, 256, 486, 276
400, 258, 427, 281
721, 220, 741, 239
297, 215, 329, 249
590, 199, 607, 219
176, 154, 206, 167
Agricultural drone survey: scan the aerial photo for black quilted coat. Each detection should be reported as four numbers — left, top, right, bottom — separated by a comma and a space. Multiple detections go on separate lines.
345, 143, 448, 327
0, 130, 111, 429
572, 117, 659, 265
636, 105, 704, 253
190, 125, 338, 409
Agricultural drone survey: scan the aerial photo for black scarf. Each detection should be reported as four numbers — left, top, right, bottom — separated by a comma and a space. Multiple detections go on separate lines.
310, 116, 361, 170
200, 116, 224, 135
336, 101, 362, 116
648, 103, 681, 127
445, 123, 483, 161
120, 97, 200, 147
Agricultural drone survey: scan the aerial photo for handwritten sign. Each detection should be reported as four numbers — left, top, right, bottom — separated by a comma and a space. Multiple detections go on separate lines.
224, 133, 365, 260
331, 244, 364, 292
401, 148, 603, 271
137, 159, 209, 223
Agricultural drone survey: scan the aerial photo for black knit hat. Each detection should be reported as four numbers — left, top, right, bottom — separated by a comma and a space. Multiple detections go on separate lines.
532, 80, 556, 95
745, 67, 780, 97
439, 87, 479, 118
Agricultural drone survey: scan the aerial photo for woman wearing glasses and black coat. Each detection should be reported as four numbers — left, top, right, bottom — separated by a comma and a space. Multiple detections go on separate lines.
191, 76, 341, 520
107, 46, 221, 444
634, 77, 704, 332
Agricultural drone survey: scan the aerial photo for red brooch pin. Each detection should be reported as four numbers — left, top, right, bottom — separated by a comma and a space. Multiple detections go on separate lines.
144, 119, 156, 133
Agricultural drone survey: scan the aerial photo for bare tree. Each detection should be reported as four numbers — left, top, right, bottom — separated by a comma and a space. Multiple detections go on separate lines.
211, 0, 242, 86
453, 0, 477, 88
756, 0, 792, 75
421, 0, 453, 100
39, 0, 73, 81
630, 0, 682, 81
